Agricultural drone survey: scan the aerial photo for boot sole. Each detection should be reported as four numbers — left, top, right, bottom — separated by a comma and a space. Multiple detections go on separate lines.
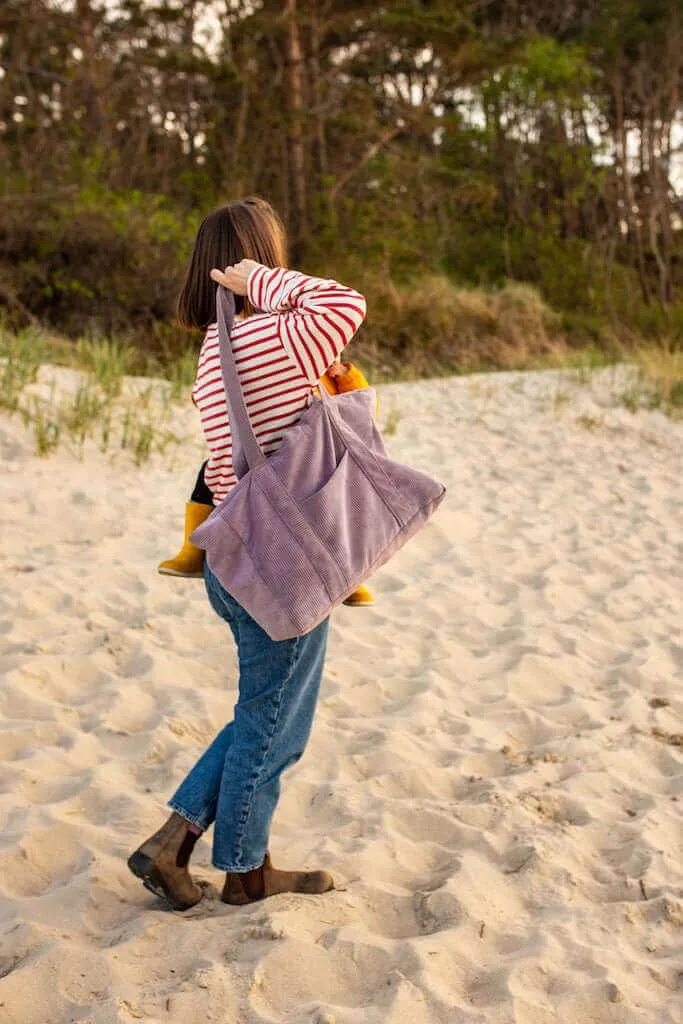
157, 568, 204, 579
127, 851, 203, 911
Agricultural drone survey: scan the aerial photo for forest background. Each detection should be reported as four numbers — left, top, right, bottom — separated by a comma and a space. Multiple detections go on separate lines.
1, 0, 682, 382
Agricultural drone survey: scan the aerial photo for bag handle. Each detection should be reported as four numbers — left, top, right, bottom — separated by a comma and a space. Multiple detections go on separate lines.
216, 285, 268, 475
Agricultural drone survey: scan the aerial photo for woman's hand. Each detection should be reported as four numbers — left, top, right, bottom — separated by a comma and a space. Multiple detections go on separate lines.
210, 259, 261, 295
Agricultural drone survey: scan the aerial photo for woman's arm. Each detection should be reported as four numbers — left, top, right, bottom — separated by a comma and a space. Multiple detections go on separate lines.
211, 260, 366, 386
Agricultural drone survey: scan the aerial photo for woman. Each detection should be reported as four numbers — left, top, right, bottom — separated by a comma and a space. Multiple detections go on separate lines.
128, 197, 366, 909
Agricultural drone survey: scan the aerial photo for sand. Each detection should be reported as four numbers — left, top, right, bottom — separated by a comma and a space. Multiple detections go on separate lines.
0, 364, 681, 1024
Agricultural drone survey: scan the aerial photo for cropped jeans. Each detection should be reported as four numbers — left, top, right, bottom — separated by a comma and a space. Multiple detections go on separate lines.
168, 564, 330, 872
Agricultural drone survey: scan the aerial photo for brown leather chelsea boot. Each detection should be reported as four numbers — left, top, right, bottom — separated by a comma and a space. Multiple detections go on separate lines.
222, 853, 334, 906
128, 812, 204, 911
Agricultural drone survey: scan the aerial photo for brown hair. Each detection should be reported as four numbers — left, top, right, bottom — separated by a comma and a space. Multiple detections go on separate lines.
177, 196, 288, 329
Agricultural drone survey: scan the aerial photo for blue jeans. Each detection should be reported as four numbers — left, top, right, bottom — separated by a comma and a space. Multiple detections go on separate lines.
168, 564, 330, 872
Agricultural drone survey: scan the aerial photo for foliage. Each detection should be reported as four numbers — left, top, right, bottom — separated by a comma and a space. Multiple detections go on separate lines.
347, 272, 564, 378
0, 0, 681, 366
0, 186, 196, 352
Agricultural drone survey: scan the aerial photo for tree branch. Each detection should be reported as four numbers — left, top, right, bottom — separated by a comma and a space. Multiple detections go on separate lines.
328, 125, 403, 202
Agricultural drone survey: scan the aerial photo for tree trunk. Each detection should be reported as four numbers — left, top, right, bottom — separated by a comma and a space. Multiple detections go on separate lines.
284, 0, 307, 256
75, 0, 102, 136
612, 71, 650, 304
310, 0, 328, 180
183, 3, 197, 162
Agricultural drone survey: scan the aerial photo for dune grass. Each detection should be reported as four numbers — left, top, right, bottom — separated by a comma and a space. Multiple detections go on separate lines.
1, 288, 680, 463
0, 324, 189, 463
622, 345, 683, 413
74, 337, 136, 398
0, 328, 47, 412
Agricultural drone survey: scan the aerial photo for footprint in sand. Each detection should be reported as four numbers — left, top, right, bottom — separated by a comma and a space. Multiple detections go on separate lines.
0, 826, 92, 898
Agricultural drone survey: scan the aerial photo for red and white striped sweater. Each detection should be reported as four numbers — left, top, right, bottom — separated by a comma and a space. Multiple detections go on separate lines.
192, 264, 367, 503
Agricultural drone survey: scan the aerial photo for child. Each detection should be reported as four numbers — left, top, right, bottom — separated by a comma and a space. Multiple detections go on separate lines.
158, 341, 376, 608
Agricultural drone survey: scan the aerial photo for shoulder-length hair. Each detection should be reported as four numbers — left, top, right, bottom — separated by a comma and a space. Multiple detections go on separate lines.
177, 196, 288, 329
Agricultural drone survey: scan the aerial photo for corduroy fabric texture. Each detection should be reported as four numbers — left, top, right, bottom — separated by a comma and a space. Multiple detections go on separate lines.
190, 287, 446, 640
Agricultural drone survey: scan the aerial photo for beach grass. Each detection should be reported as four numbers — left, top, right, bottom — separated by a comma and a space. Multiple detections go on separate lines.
1, 319, 681, 463
0, 324, 189, 463
0, 327, 47, 413
74, 337, 136, 398
623, 345, 683, 413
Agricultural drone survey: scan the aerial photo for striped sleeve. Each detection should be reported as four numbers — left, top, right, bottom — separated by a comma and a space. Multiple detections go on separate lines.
246, 265, 367, 386
191, 330, 217, 404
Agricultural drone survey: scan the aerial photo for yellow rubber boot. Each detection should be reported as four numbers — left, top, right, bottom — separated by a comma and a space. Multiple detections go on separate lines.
320, 371, 338, 396
158, 502, 213, 579
343, 584, 375, 607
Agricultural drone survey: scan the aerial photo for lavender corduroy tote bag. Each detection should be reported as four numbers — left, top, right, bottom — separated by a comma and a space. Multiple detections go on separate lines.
190, 286, 446, 640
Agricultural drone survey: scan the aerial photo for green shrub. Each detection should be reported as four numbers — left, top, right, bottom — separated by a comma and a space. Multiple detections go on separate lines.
0, 187, 196, 355
348, 272, 564, 377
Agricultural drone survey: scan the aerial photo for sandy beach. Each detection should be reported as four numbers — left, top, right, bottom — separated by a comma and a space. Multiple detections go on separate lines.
0, 365, 681, 1024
